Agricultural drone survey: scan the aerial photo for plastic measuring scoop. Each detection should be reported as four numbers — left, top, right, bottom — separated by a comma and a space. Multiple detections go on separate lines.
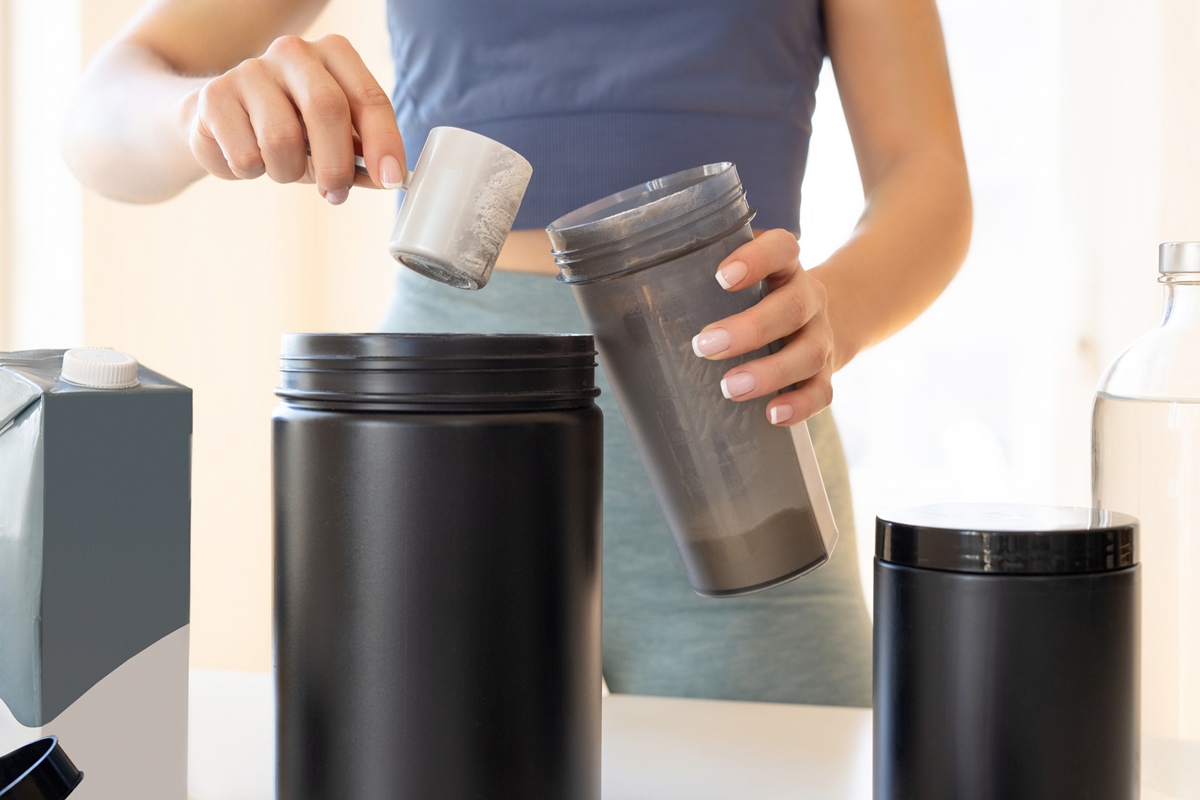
387, 127, 532, 290
311, 127, 532, 290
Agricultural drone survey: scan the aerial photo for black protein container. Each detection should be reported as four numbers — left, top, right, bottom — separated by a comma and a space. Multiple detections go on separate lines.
273, 333, 603, 800
874, 504, 1139, 800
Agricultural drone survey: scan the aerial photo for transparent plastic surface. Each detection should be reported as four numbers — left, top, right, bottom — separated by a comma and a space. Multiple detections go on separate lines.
1093, 274, 1200, 798
574, 227, 830, 596
550, 163, 751, 282
550, 165, 836, 597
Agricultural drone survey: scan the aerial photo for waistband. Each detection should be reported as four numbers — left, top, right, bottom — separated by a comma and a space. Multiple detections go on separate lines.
383, 264, 583, 338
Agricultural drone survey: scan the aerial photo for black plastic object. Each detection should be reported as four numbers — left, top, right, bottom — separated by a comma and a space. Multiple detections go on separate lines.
877, 502, 1137, 573
273, 333, 603, 800
547, 164, 836, 597
0, 737, 83, 799
874, 504, 1140, 800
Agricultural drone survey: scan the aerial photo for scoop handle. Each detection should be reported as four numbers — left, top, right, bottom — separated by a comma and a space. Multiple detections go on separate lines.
306, 148, 408, 189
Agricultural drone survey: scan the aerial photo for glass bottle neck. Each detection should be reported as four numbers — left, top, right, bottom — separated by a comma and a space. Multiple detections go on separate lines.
1160, 274, 1200, 328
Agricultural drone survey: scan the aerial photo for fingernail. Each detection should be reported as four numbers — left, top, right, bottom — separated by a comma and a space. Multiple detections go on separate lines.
325, 186, 349, 206
720, 372, 756, 399
769, 404, 795, 425
380, 154, 406, 189
716, 261, 748, 290
692, 328, 732, 357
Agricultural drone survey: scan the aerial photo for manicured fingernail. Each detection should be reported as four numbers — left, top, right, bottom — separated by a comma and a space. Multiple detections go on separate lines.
720, 372, 756, 399
770, 404, 795, 425
692, 328, 732, 357
716, 261, 748, 290
325, 186, 349, 205
380, 154, 406, 189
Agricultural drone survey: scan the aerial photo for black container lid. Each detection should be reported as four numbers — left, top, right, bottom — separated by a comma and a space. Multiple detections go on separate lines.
277, 333, 599, 411
0, 737, 83, 800
876, 504, 1138, 575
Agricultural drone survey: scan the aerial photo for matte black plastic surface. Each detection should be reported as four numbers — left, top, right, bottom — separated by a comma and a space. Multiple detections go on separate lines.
278, 332, 599, 410
873, 561, 1140, 800
0, 737, 83, 799
274, 381, 602, 798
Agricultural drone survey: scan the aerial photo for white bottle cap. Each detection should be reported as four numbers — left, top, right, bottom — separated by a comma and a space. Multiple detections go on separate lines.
1159, 242, 1200, 274
61, 348, 140, 389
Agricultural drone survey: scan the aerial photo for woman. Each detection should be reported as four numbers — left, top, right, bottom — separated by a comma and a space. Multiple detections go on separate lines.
63, 0, 971, 707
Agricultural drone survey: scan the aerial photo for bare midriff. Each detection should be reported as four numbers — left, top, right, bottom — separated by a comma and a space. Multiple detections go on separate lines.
495, 229, 562, 276
498, 227, 765, 276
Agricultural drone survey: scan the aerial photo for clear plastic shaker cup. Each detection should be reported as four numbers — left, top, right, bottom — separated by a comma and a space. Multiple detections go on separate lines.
546, 163, 838, 596
388, 127, 533, 290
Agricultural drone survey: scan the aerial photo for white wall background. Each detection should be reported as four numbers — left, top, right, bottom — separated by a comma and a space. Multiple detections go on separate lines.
0, 0, 83, 349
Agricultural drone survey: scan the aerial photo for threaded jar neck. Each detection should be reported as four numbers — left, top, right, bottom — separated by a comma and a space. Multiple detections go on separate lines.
277, 333, 599, 412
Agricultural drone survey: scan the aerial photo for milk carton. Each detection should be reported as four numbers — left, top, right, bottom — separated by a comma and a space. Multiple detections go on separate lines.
0, 349, 190, 799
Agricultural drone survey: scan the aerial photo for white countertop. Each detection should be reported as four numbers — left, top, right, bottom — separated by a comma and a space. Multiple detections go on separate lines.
187, 670, 872, 799
602, 694, 871, 800
189, 672, 1184, 799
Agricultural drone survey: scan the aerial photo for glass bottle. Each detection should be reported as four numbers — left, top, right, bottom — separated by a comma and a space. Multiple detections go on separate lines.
1093, 242, 1200, 799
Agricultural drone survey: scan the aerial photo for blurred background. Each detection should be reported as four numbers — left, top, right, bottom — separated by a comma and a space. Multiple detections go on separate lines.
2, 0, 1199, 793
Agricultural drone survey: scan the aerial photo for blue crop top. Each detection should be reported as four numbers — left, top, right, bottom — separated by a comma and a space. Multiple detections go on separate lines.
386, 0, 826, 231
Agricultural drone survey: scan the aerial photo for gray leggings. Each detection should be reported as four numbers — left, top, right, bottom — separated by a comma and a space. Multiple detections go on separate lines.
381, 266, 872, 707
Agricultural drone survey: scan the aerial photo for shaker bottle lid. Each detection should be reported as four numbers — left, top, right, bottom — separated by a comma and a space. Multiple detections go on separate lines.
1159, 242, 1200, 274
546, 162, 755, 283
60, 348, 139, 389
0, 737, 83, 799
875, 503, 1137, 574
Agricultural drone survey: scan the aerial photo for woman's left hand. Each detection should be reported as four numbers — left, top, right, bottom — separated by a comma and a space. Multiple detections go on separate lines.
690, 229, 833, 427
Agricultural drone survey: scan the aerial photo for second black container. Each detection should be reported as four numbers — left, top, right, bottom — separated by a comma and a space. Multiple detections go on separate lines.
874, 504, 1140, 800
273, 333, 603, 800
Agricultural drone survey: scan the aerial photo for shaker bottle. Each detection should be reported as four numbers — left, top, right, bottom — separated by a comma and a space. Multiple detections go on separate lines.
874, 504, 1139, 800
273, 333, 602, 800
546, 163, 837, 597
1093, 242, 1200, 798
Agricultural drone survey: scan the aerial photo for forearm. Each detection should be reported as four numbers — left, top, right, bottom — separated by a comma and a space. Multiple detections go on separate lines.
810, 147, 971, 372
62, 42, 208, 203
62, 0, 331, 202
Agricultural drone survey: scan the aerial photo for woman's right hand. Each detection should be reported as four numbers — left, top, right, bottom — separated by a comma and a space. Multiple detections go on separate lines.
184, 33, 406, 205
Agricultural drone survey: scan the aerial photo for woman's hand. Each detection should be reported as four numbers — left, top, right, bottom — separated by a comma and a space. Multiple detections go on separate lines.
690, 229, 833, 427
685, 0, 973, 425
184, 33, 406, 204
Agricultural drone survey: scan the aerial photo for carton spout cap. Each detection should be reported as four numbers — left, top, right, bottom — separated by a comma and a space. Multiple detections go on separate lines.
60, 349, 139, 389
